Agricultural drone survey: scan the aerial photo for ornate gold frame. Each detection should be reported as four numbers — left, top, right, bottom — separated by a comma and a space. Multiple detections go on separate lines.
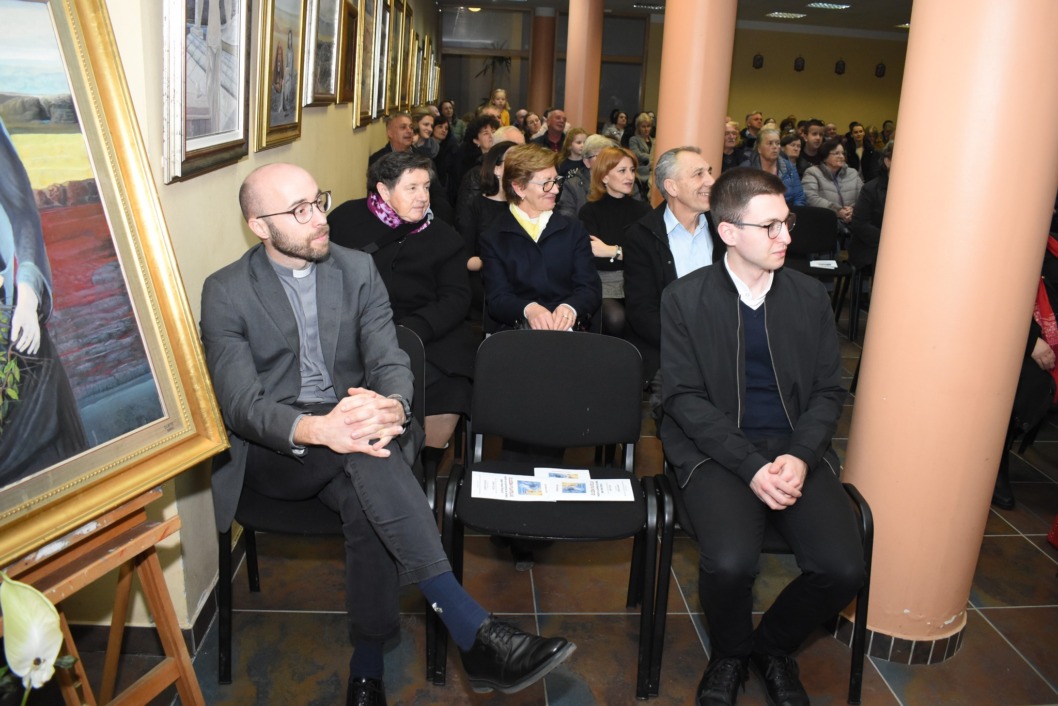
0, 0, 227, 566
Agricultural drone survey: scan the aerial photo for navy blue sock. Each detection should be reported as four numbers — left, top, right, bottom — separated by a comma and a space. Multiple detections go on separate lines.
418, 571, 489, 651
348, 639, 385, 680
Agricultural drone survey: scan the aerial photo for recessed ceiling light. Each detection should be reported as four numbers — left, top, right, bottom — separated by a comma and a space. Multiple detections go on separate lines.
806, 2, 850, 9
632, 3, 665, 9
895, 22, 910, 28
767, 12, 808, 19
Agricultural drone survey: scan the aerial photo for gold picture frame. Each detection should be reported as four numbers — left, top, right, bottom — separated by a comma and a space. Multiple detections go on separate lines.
336, 0, 358, 105
355, 0, 378, 126
256, 0, 307, 150
385, 0, 404, 114
0, 0, 227, 565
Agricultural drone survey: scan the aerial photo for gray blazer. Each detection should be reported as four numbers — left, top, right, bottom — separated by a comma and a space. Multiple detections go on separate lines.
200, 243, 414, 531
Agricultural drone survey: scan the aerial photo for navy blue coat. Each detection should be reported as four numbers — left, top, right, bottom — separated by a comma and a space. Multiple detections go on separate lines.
479, 207, 601, 330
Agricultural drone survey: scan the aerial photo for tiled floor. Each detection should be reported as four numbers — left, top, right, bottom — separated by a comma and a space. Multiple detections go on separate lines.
38, 308, 1058, 705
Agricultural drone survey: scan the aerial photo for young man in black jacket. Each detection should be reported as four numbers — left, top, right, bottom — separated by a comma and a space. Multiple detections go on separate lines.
659, 168, 864, 706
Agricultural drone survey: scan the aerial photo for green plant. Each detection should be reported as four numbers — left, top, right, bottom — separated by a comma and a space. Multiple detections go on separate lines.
475, 41, 512, 97
0, 309, 21, 437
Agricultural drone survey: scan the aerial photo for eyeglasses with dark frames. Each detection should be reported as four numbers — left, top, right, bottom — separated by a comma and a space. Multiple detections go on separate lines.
256, 191, 332, 224
731, 213, 797, 239
526, 176, 565, 192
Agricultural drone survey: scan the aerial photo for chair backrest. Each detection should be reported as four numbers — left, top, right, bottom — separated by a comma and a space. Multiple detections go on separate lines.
394, 324, 426, 425
788, 205, 839, 256
471, 330, 643, 449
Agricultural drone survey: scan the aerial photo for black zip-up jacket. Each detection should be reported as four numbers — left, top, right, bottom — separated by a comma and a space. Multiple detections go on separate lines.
623, 203, 721, 377
659, 262, 845, 487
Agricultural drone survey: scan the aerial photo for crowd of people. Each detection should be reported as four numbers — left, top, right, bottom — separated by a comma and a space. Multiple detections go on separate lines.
203, 91, 917, 706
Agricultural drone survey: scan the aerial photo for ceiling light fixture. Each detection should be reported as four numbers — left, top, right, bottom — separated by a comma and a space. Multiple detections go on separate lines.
895, 22, 910, 29
467, 6, 481, 11
632, 3, 665, 10
806, 3, 850, 9
767, 12, 807, 19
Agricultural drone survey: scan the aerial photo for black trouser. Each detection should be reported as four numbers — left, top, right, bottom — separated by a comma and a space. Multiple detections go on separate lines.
680, 437, 864, 659
246, 425, 449, 642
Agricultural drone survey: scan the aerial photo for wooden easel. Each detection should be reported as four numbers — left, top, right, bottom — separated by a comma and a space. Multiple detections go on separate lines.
1, 488, 205, 705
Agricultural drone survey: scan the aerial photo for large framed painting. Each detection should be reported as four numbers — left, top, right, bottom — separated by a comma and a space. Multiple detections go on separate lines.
386, 0, 403, 114
336, 0, 357, 105
0, 0, 226, 565
255, 0, 307, 150
355, 0, 377, 126
419, 35, 429, 105
303, 0, 340, 106
398, 4, 413, 110
162, 0, 251, 183
373, 0, 390, 118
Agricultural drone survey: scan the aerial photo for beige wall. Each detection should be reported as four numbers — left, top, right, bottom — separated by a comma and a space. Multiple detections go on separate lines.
727, 26, 907, 133
62, 0, 437, 630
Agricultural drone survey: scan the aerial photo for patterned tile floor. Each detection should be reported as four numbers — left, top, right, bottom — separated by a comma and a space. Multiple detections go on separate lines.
34, 308, 1058, 705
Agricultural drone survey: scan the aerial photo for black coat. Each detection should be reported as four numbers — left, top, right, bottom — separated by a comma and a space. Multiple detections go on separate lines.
659, 264, 845, 487
327, 199, 477, 379
848, 170, 888, 270
623, 203, 722, 377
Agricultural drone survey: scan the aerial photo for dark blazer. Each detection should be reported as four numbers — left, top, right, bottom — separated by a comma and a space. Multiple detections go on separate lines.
660, 264, 845, 487
623, 203, 722, 376
479, 207, 601, 330
200, 244, 414, 531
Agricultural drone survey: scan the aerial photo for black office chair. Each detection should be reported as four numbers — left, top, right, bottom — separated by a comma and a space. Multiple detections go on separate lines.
216, 325, 431, 684
433, 330, 666, 698
787, 205, 855, 314
651, 464, 874, 703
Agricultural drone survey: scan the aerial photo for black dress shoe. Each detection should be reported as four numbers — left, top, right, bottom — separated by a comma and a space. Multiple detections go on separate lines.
346, 677, 386, 706
750, 653, 809, 706
460, 616, 576, 694
696, 656, 747, 706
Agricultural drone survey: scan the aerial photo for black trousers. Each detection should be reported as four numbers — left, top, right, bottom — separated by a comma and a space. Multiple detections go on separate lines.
245, 429, 449, 642
680, 437, 864, 659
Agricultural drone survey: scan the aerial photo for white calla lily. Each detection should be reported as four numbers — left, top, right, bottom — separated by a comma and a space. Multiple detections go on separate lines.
1, 574, 63, 690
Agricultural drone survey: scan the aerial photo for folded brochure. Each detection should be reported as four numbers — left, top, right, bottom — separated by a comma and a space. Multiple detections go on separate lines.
471, 467, 636, 501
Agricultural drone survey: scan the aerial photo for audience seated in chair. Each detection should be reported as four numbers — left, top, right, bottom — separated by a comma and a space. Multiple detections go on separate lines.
578, 145, 650, 338
624, 146, 723, 380
658, 167, 865, 706
479, 143, 601, 332
201, 163, 574, 706
328, 150, 478, 482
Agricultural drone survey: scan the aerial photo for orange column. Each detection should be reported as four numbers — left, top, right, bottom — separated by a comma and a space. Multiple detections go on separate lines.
654, 0, 736, 184
844, 0, 1058, 653
563, 0, 603, 131
528, 8, 556, 115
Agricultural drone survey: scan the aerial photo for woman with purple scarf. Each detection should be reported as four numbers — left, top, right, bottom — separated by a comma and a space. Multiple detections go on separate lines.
328, 151, 476, 468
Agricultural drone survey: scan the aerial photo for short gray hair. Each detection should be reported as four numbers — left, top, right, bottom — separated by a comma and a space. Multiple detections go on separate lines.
654, 146, 701, 201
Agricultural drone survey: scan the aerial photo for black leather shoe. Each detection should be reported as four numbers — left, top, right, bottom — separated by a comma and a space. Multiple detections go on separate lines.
696, 656, 747, 706
346, 677, 386, 706
750, 653, 809, 706
460, 616, 576, 694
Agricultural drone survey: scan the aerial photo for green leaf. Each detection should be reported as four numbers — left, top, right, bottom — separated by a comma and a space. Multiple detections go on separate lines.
54, 655, 78, 670
6, 388, 18, 400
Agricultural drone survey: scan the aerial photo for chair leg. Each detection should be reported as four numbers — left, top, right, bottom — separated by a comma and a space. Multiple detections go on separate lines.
635, 477, 659, 700
649, 477, 675, 696
435, 463, 468, 686
244, 528, 260, 592
217, 530, 233, 684
627, 531, 645, 608
848, 270, 862, 340
843, 483, 874, 705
